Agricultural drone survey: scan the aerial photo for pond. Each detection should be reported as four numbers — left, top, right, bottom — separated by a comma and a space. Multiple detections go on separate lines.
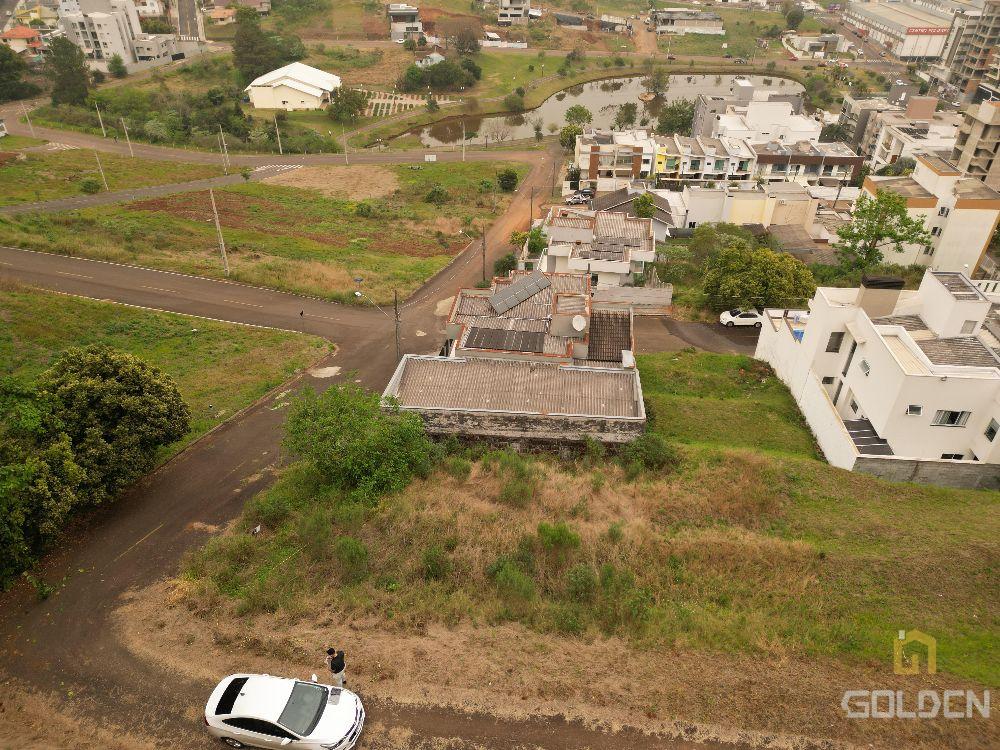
403, 74, 805, 147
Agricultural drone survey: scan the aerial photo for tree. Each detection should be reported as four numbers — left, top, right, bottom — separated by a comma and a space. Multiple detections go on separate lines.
655, 97, 695, 136
834, 190, 933, 270
633, 193, 655, 219
38, 346, 189, 506
483, 118, 512, 144
703, 239, 816, 311
564, 104, 592, 127
785, 7, 804, 29
494, 252, 518, 276
460, 56, 482, 80
642, 67, 669, 97
140, 17, 175, 34
426, 94, 439, 112
327, 87, 368, 123
0, 44, 41, 103
107, 53, 128, 79
875, 157, 916, 176
232, 7, 284, 83
559, 124, 582, 150
403, 37, 416, 51
819, 122, 848, 142
497, 167, 519, 192
284, 384, 434, 503
46, 37, 90, 107
455, 25, 481, 55
613, 102, 637, 130
502, 92, 525, 111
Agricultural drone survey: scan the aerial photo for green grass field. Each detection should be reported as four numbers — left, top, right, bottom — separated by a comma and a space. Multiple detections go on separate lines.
0, 282, 329, 451
657, 7, 823, 59
0, 150, 224, 206
182, 349, 998, 691
0, 161, 527, 303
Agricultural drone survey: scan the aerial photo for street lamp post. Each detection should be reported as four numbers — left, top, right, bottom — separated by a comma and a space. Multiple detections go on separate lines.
354, 277, 400, 361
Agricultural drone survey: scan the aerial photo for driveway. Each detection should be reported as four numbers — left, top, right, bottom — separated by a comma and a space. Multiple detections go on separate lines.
634, 315, 760, 356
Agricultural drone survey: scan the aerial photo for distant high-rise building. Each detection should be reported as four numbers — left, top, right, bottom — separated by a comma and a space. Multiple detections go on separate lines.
952, 98, 1000, 188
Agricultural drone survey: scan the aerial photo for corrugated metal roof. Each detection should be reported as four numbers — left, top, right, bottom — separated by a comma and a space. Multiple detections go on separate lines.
390, 357, 642, 418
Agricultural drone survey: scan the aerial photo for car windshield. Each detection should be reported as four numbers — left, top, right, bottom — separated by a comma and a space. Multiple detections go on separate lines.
278, 682, 327, 737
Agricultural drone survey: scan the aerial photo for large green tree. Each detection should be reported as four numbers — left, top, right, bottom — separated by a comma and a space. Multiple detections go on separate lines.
703, 239, 816, 310
46, 37, 90, 106
0, 44, 41, 103
559, 124, 582, 150
38, 345, 190, 505
642, 67, 669, 98
613, 101, 638, 130
834, 190, 932, 270
786, 7, 805, 29
564, 104, 592, 127
656, 97, 695, 136
632, 193, 655, 219
327, 87, 367, 123
232, 7, 284, 83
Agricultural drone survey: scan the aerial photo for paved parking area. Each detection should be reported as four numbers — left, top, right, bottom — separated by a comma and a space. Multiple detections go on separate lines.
634, 315, 759, 356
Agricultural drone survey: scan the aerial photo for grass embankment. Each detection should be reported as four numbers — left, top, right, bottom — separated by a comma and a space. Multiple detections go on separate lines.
0, 149, 224, 206
0, 282, 329, 452
0, 161, 527, 303
0, 135, 47, 150
181, 350, 997, 689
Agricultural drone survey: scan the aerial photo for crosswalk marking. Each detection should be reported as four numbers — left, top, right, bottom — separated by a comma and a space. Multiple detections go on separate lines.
253, 164, 302, 174
46, 142, 78, 151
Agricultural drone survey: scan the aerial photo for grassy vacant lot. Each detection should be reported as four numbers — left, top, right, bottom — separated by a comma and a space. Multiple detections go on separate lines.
0, 135, 46, 149
0, 282, 328, 450
0, 161, 527, 303
658, 7, 823, 59
0, 149, 223, 206
169, 350, 996, 747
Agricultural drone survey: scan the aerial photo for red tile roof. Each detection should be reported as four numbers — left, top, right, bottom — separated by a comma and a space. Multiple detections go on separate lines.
2, 25, 41, 40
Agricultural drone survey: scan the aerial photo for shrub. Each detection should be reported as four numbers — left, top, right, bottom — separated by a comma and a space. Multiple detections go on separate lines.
493, 252, 517, 276
497, 168, 519, 192
620, 432, 680, 474
296, 506, 334, 562
490, 558, 535, 600
442, 455, 471, 481
566, 563, 596, 603
421, 544, 451, 580
537, 521, 581, 554
80, 178, 102, 194
333, 535, 369, 583
425, 184, 449, 205
502, 92, 525, 111
551, 603, 584, 634
499, 476, 535, 507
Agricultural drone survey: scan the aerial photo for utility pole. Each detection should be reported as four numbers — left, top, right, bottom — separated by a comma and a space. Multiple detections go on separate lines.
481, 224, 487, 282
95, 102, 106, 138
394, 289, 401, 362
217, 131, 229, 174
462, 120, 466, 161
208, 189, 230, 276
342, 122, 349, 165
22, 105, 34, 137
218, 124, 230, 173
274, 114, 283, 155
530, 186, 535, 222
94, 150, 109, 191
120, 118, 133, 157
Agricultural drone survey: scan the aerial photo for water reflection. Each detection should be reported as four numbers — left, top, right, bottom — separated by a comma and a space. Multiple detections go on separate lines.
404, 74, 803, 147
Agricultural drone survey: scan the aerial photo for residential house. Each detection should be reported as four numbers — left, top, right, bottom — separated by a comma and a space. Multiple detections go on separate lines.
755, 270, 1000, 488
1, 25, 46, 56
710, 100, 822, 144
752, 140, 863, 187
521, 208, 656, 288
861, 153, 1000, 273
390, 20, 424, 41
592, 187, 674, 240
382, 271, 645, 444
415, 51, 444, 67
691, 78, 804, 139
386, 2, 419, 22
207, 6, 236, 24
245, 62, 341, 110
14, 1, 60, 27
498, 0, 529, 26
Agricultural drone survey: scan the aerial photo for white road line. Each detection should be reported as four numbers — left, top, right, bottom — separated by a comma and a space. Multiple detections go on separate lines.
222, 299, 264, 308
56, 271, 92, 279
141, 285, 176, 293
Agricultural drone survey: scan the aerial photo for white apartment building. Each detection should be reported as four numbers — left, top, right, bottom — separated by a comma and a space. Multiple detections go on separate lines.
59, 0, 142, 64
522, 207, 656, 288
756, 271, 1000, 487
498, 0, 529, 26
862, 154, 1000, 273
711, 100, 822, 144
676, 181, 819, 230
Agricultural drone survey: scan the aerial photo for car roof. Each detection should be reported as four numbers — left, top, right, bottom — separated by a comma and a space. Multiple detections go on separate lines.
230, 674, 296, 722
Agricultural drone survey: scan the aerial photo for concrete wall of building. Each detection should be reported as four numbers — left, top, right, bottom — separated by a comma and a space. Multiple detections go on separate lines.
854, 455, 1000, 489
799, 370, 860, 469
407, 408, 645, 444
248, 83, 326, 110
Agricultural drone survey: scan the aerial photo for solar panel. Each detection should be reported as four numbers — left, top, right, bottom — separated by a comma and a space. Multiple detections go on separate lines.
489, 270, 551, 314
466, 327, 545, 353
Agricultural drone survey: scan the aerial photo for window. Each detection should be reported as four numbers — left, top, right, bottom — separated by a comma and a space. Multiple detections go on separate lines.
938, 206, 950, 217
822, 376, 835, 384
961, 320, 977, 335
222, 718, 296, 739
825, 331, 845, 353
986, 418, 999, 442
941, 453, 964, 460
278, 682, 328, 736
930, 226, 942, 236
932, 410, 970, 427
923, 245, 934, 255
906, 405, 922, 416
215, 677, 249, 715
688, 221, 697, 228
850, 399, 858, 413
859, 359, 871, 376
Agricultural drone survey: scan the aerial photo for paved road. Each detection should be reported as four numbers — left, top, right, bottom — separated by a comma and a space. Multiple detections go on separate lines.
175, 0, 200, 38
0, 164, 300, 215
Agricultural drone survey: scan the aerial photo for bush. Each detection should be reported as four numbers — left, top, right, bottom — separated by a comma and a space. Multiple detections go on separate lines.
502, 92, 525, 112
537, 521, 581, 554
620, 432, 680, 475
493, 252, 517, 276
497, 168, 519, 192
490, 558, 535, 600
421, 544, 451, 580
499, 477, 535, 507
80, 178, 102, 194
566, 563, 597, 603
425, 184, 449, 205
333, 535, 369, 583
442, 455, 471, 481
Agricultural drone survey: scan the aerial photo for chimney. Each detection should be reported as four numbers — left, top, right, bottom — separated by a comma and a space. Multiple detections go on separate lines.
904, 96, 937, 121
857, 275, 904, 318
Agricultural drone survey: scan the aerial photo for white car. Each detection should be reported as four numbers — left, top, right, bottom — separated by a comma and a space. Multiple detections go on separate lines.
719, 309, 763, 328
205, 674, 365, 750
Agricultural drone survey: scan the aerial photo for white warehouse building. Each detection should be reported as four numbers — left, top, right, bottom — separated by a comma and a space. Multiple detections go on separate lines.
756, 271, 1000, 488
245, 62, 341, 111
843, 1, 951, 61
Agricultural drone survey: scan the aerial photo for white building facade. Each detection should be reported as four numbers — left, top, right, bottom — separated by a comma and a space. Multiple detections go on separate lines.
245, 62, 341, 110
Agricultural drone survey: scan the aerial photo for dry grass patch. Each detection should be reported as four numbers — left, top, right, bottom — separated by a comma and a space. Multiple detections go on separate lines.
260, 165, 400, 199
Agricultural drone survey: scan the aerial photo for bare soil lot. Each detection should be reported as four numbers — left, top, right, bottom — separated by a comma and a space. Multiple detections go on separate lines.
261, 165, 400, 200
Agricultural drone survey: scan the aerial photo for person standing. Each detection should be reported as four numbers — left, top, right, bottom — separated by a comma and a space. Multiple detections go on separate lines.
325, 647, 346, 687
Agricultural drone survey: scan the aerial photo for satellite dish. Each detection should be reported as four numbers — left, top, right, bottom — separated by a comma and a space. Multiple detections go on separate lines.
572, 314, 587, 332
